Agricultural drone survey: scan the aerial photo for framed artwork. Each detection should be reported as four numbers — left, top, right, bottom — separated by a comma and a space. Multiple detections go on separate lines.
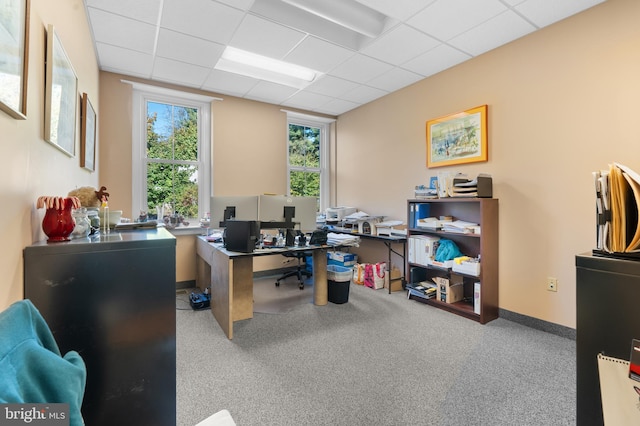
80, 93, 96, 171
0, 0, 30, 119
426, 105, 488, 168
44, 24, 77, 157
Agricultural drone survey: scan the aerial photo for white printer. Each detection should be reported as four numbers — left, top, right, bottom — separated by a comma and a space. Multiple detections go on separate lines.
325, 207, 357, 223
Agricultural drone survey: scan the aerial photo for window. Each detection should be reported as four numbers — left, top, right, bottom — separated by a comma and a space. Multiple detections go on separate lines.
286, 111, 333, 212
131, 83, 214, 227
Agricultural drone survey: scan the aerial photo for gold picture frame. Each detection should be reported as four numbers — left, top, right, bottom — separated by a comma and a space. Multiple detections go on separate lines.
0, 0, 30, 119
426, 105, 488, 168
80, 93, 96, 171
44, 24, 78, 157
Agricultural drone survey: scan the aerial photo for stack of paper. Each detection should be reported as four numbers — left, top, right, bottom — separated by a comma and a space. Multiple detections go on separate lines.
327, 232, 360, 247
442, 220, 479, 234
451, 176, 478, 197
416, 217, 452, 229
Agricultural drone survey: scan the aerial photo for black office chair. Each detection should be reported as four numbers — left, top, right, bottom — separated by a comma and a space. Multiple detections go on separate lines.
275, 251, 312, 290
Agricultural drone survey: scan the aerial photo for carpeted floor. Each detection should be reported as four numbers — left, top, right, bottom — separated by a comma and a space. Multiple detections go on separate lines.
176, 276, 576, 426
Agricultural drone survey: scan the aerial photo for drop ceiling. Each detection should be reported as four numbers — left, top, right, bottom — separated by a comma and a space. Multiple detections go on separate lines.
84, 0, 605, 116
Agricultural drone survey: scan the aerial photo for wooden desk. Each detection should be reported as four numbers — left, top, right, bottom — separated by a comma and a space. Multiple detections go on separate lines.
196, 237, 328, 339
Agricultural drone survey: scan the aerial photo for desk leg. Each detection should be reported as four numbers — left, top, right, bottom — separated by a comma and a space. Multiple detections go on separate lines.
210, 250, 253, 339
312, 249, 328, 306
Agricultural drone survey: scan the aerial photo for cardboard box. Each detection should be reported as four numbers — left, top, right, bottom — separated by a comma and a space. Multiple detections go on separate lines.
384, 267, 403, 292
327, 251, 357, 267
434, 274, 464, 303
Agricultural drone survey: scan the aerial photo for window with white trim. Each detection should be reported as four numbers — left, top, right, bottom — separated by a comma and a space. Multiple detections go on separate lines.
285, 111, 332, 213
131, 83, 213, 227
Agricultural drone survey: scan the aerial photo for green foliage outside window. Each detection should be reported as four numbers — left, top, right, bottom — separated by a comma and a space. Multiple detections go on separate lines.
289, 124, 320, 199
146, 103, 199, 218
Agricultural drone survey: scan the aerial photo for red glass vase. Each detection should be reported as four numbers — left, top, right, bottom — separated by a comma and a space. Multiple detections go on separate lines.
42, 202, 76, 242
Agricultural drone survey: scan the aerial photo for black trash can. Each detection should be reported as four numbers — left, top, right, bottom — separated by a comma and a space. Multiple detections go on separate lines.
327, 265, 351, 304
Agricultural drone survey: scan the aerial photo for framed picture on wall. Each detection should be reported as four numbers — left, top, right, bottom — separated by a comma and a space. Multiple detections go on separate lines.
426, 105, 488, 168
44, 24, 78, 157
80, 93, 96, 171
0, 0, 30, 119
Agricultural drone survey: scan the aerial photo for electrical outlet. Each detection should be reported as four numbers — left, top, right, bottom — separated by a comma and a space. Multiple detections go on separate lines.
547, 277, 558, 292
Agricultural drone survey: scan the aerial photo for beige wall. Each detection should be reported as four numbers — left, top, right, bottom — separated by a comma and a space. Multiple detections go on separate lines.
336, 0, 640, 328
3, 0, 637, 329
0, 0, 99, 310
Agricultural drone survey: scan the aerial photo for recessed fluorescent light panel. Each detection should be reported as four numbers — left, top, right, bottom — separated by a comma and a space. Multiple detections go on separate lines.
280, 0, 387, 38
215, 47, 321, 89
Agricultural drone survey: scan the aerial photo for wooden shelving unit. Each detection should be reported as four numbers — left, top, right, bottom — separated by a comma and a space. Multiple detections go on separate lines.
406, 198, 498, 324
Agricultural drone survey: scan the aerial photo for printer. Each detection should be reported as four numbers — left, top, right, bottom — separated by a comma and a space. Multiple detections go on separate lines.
325, 207, 357, 223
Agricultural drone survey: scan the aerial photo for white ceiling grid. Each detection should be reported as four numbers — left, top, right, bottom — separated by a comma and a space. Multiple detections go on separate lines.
84, 0, 606, 116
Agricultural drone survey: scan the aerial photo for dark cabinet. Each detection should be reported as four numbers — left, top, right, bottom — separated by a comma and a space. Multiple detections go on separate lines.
24, 228, 176, 426
576, 253, 640, 425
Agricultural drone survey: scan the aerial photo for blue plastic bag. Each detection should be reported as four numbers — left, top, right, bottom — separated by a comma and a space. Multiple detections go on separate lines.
434, 239, 463, 262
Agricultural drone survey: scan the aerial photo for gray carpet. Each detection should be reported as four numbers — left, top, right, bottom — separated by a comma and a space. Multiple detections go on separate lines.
176, 278, 575, 426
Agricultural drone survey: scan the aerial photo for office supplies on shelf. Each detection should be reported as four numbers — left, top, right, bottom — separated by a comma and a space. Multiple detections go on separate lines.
451, 174, 493, 198
409, 203, 430, 228
414, 184, 438, 199
451, 256, 481, 276
442, 220, 479, 234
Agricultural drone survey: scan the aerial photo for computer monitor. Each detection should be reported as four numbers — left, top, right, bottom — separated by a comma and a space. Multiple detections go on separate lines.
258, 195, 318, 233
210, 196, 259, 228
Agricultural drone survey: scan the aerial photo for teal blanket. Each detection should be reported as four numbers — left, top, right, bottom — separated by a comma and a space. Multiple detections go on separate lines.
0, 299, 86, 426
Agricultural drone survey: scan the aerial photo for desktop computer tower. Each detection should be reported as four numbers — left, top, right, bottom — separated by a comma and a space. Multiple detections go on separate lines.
224, 220, 260, 253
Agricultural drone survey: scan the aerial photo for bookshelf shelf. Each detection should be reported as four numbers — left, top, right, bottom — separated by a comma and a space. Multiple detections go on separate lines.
406, 198, 499, 324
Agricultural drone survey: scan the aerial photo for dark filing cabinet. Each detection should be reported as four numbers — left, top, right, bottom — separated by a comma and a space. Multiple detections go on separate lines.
24, 228, 176, 426
576, 253, 640, 426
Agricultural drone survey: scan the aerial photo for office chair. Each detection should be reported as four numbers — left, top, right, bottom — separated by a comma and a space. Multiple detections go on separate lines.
275, 251, 312, 290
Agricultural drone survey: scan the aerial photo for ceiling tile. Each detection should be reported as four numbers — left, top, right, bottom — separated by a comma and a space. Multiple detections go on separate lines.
228, 14, 306, 58
407, 0, 507, 41
515, 0, 606, 28
86, 0, 162, 25
367, 67, 424, 92
329, 54, 394, 83
316, 99, 360, 115
340, 85, 388, 104
88, 8, 157, 54
245, 81, 299, 104
151, 57, 212, 88
161, 0, 244, 44
215, 0, 255, 11
305, 75, 360, 98
96, 43, 154, 77
282, 91, 334, 111
285, 37, 355, 73
449, 10, 536, 56
354, 0, 436, 20
156, 29, 225, 68
362, 24, 440, 65
402, 43, 471, 77
201, 69, 258, 97
85, 0, 607, 115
